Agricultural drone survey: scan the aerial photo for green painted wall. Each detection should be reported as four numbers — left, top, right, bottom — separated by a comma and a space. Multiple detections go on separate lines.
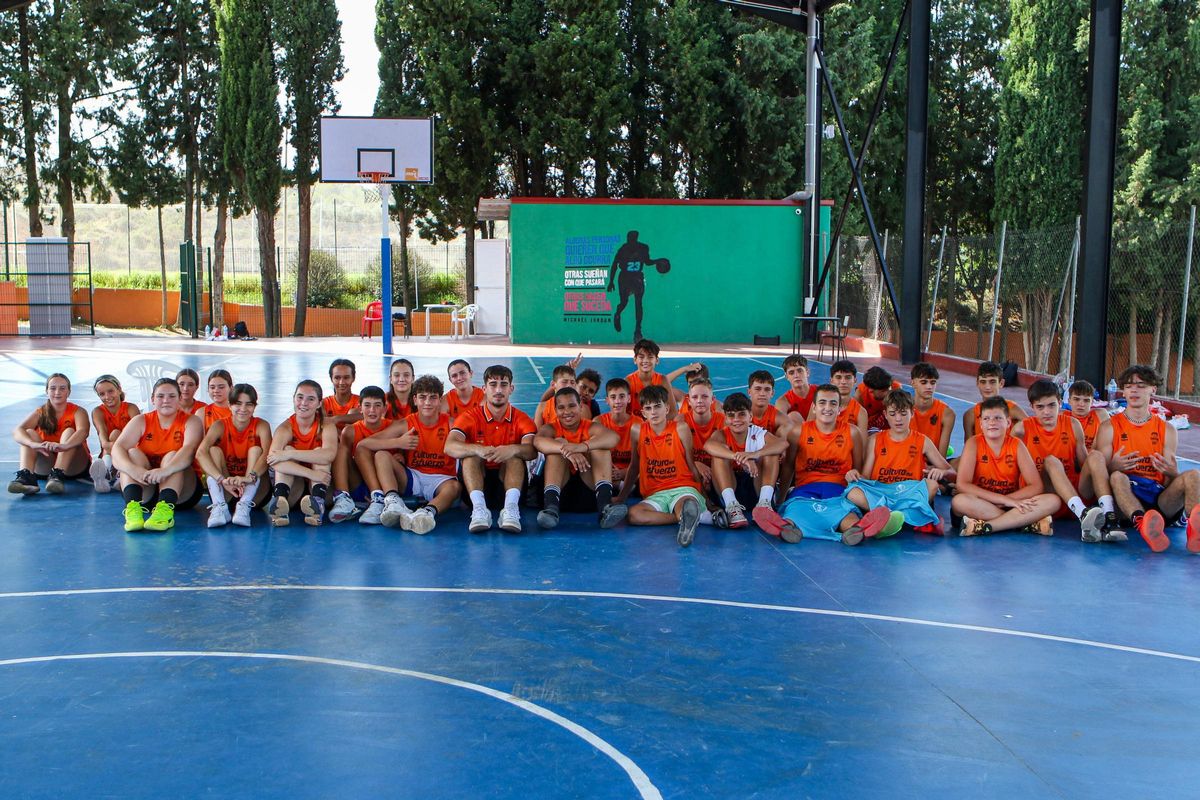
510, 201, 825, 345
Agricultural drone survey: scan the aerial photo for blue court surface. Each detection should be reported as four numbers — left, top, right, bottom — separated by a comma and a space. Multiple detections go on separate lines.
1, 341, 1199, 798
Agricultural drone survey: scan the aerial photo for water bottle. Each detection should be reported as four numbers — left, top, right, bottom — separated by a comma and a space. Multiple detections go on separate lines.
204, 325, 212, 340
221, 325, 229, 340
1106, 378, 1119, 403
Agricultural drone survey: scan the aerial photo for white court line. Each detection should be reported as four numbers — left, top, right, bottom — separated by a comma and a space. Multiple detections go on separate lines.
525, 356, 546, 384
745, 357, 786, 374
2, 584, 1198, 665
0, 649, 661, 800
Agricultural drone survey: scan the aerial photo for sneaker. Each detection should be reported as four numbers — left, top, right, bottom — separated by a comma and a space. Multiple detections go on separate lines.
407, 506, 438, 535
960, 516, 993, 537
90, 458, 111, 492
45, 468, 66, 495
1101, 511, 1128, 542
468, 505, 493, 533
1137, 510, 1169, 552
207, 502, 231, 528
231, 500, 254, 527
751, 504, 785, 536
143, 501, 175, 532
841, 526, 864, 546
1080, 507, 1106, 543
856, 506, 892, 539
725, 502, 749, 529
7, 469, 39, 495
876, 510, 905, 539
779, 521, 803, 544
536, 505, 560, 529
913, 519, 945, 536
328, 492, 357, 523
1021, 515, 1054, 536
300, 494, 325, 526
1188, 506, 1200, 554
498, 507, 522, 533
379, 495, 409, 528
710, 508, 730, 529
123, 499, 145, 532
677, 497, 701, 547
361, 496, 386, 525
598, 502, 627, 529
267, 495, 290, 527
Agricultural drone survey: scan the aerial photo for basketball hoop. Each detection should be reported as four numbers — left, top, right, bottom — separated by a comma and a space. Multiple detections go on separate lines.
359, 171, 391, 204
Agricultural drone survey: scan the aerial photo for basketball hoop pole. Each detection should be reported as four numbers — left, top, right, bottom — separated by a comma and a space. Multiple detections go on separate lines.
375, 177, 394, 356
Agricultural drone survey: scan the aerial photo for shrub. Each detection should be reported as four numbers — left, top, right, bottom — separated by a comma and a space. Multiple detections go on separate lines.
285, 250, 346, 308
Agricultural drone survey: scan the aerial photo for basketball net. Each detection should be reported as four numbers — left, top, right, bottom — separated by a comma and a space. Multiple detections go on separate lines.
359, 171, 390, 205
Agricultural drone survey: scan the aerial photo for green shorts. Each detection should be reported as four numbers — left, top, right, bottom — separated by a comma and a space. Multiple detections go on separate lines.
640, 486, 705, 515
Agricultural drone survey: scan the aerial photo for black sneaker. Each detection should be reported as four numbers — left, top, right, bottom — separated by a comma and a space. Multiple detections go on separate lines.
7, 469, 39, 495
45, 467, 67, 495
536, 505, 560, 529
1102, 511, 1128, 542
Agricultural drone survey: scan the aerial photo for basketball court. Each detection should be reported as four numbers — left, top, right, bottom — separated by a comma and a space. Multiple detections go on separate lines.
1, 335, 1198, 798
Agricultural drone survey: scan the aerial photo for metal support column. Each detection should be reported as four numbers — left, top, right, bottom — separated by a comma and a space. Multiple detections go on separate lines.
900, 0, 931, 364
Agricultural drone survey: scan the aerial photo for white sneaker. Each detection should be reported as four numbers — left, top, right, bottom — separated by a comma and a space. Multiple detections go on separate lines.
328, 492, 357, 523
498, 506, 522, 533
207, 502, 231, 528
468, 505, 493, 533
90, 458, 111, 493
379, 495, 410, 528
407, 506, 437, 534
231, 500, 253, 527
360, 497, 385, 525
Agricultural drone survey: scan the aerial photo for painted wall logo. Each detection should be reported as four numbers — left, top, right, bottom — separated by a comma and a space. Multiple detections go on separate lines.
562, 235, 619, 325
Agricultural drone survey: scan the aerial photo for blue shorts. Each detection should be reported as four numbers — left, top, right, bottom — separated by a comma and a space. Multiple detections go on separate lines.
845, 479, 937, 527
1129, 475, 1165, 509
780, 482, 857, 541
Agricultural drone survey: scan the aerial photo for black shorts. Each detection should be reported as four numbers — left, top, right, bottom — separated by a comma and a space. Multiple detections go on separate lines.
145, 475, 204, 511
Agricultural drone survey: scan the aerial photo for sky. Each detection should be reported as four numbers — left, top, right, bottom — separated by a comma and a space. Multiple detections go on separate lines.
332, 0, 382, 116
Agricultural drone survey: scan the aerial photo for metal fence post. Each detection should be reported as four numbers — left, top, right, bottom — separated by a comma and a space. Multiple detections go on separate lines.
1175, 206, 1195, 398
987, 221, 1008, 360
925, 225, 947, 352
832, 237, 840, 319
3, 197, 10, 279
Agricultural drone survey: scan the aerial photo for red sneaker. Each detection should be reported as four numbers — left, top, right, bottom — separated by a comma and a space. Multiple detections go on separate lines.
914, 519, 945, 536
1187, 507, 1200, 554
857, 506, 891, 538
1137, 510, 1170, 553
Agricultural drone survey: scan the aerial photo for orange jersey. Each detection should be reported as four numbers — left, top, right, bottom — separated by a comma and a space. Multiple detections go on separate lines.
782, 386, 817, 418
181, 399, 208, 416
752, 405, 780, 432
720, 426, 760, 473
970, 399, 1021, 431
288, 415, 323, 451
596, 412, 634, 469
869, 429, 927, 484
793, 420, 854, 488
323, 394, 361, 432
452, 404, 537, 469
1109, 412, 1167, 483
856, 381, 902, 429
350, 418, 390, 452
912, 399, 950, 449
218, 418, 263, 477
137, 410, 188, 469
550, 418, 591, 445
681, 407, 726, 465
203, 403, 233, 430
835, 397, 865, 427
445, 387, 484, 418
638, 422, 700, 495
1069, 409, 1102, 450
626, 371, 665, 416
539, 398, 592, 427
404, 412, 457, 476
384, 395, 412, 422
970, 434, 1023, 495
96, 401, 136, 435
38, 402, 89, 457
1021, 414, 1080, 485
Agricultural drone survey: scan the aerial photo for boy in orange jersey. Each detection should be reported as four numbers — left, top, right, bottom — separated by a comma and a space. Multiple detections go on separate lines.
844, 390, 953, 535
372, 375, 462, 534
576, 368, 604, 417
442, 359, 485, 418
746, 370, 790, 437
855, 366, 902, 431
322, 359, 362, 433
776, 354, 817, 419
679, 377, 726, 492
624, 338, 694, 417
534, 365, 593, 427
812, 360, 868, 439
951, 395, 1060, 535
445, 365, 537, 534
596, 378, 638, 492
961, 361, 1027, 441
780, 384, 891, 545
1013, 379, 1124, 543
533, 387, 626, 529
1095, 365, 1200, 553
704, 392, 796, 538
624, 384, 707, 547
909, 362, 955, 458
325, 386, 397, 525
1066, 380, 1108, 451
195, 383, 273, 528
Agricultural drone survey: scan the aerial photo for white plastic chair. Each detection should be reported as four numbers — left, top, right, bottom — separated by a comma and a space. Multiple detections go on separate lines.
126, 359, 183, 405
451, 304, 479, 340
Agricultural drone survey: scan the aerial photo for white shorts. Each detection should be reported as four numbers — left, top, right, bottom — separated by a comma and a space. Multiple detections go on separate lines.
404, 467, 456, 500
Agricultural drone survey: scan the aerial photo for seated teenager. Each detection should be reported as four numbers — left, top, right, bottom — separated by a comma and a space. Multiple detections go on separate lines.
747, 370, 790, 437
195, 383, 272, 528
442, 358, 484, 417
679, 377, 726, 494
811, 360, 868, 439
203, 369, 235, 430
1065, 379, 1108, 451
89, 374, 139, 493
909, 362, 955, 458
775, 354, 817, 419
533, 387, 626, 529
961, 360, 1027, 441
855, 366, 902, 432
384, 358, 415, 421
596, 378, 638, 494
534, 364, 593, 427
265, 381, 338, 527
328, 386, 396, 524
576, 368, 604, 418
111, 377, 204, 532
176, 368, 207, 416
951, 396, 1061, 536
9, 373, 92, 496
323, 358, 363, 433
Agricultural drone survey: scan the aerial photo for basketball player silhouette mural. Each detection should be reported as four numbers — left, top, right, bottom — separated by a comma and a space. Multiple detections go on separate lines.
607, 230, 670, 342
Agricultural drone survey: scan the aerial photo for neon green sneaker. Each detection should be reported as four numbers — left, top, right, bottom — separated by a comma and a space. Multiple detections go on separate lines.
123, 500, 145, 532
876, 511, 906, 539
143, 501, 175, 532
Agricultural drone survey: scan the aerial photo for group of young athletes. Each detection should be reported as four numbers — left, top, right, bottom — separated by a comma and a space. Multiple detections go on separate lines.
8, 337, 1199, 553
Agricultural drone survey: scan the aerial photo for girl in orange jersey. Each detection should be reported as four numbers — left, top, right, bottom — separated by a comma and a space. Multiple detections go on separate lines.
532, 386, 624, 530
111, 377, 204, 532
175, 369, 207, 416
9, 373, 92, 496
374, 375, 463, 534
266, 380, 338, 527
323, 358, 362, 432
442, 359, 485, 417
384, 358, 415, 421
195, 383, 272, 528
596, 377, 638, 491
844, 390, 953, 535
202, 369, 234, 430
327, 385, 399, 525
951, 395, 1060, 536
89, 374, 139, 493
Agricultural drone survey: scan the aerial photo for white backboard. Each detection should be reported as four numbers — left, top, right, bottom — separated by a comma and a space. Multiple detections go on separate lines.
318, 116, 435, 183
